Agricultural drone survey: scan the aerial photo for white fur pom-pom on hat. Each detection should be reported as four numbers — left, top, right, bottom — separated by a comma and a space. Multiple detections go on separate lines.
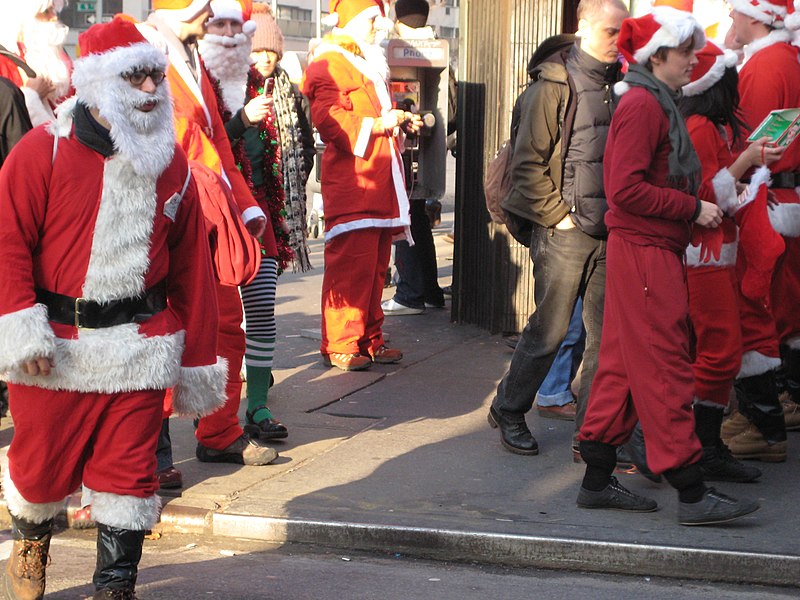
614, 81, 631, 96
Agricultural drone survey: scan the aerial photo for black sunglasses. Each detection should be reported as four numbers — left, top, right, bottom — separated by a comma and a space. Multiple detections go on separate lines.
123, 69, 166, 86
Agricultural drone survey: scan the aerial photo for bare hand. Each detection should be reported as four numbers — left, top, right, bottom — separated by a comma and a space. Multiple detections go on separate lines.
694, 200, 723, 228
22, 356, 54, 376
744, 136, 785, 167
401, 112, 423, 135
245, 216, 267, 238
242, 96, 272, 127
554, 214, 575, 230
25, 76, 55, 100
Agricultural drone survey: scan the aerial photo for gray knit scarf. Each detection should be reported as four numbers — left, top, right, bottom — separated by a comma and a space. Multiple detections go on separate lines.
623, 64, 700, 195
273, 68, 312, 272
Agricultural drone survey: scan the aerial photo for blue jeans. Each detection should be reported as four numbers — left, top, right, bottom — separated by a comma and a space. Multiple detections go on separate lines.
493, 224, 606, 430
535, 298, 585, 407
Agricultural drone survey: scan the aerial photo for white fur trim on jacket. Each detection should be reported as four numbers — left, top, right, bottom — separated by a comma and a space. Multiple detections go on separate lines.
90, 490, 162, 530
686, 240, 737, 267
633, 7, 705, 65
786, 336, 800, 349
769, 202, 800, 237
744, 29, 792, 61
3, 326, 185, 394
49, 96, 78, 138
738, 350, 781, 378
712, 167, 738, 215
0, 304, 57, 372
727, 165, 771, 216
82, 157, 157, 302
683, 50, 738, 97
3, 463, 64, 524
171, 357, 229, 416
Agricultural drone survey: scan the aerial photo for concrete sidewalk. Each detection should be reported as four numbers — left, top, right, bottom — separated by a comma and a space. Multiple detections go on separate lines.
3, 216, 800, 587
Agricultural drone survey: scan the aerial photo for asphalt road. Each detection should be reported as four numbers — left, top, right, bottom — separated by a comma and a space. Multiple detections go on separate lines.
4, 528, 796, 600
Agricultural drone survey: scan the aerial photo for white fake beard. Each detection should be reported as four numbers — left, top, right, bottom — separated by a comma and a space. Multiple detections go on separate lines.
197, 32, 251, 113
359, 41, 389, 80
21, 19, 71, 99
94, 79, 176, 179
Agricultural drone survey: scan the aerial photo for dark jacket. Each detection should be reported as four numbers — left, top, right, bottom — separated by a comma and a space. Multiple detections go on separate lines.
0, 77, 32, 168
501, 35, 620, 242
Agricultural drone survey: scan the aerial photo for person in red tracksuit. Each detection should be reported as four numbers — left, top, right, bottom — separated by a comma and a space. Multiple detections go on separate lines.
575, 6, 759, 525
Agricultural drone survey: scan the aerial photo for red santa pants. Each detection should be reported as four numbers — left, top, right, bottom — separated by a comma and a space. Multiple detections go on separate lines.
7, 384, 163, 503
687, 266, 742, 406
579, 235, 702, 474
321, 227, 392, 355
195, 281, 246, 450
772, 237, 800, 344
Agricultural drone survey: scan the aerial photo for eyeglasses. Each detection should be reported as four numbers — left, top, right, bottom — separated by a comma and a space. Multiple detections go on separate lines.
122, 69, 166, 86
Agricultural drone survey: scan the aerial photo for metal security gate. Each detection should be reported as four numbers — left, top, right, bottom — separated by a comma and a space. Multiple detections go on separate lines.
452, 0, 571, 334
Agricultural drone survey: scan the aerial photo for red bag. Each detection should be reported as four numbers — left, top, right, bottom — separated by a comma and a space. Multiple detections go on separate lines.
483, 140, 513, 224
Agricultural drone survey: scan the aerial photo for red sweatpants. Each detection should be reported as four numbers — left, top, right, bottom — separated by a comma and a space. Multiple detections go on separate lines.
579, 235, 702, 474
8, 384, 164, 503
772, 237, 800, 344
321, 228, 392, 355
687, 266, 742, 406
195, 281, 246, 450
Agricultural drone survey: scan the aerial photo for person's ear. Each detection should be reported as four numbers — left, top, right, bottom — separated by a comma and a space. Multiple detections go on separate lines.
577, 18, 590, 37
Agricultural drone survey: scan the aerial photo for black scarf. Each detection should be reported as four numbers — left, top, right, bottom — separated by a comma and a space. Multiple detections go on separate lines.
623, 64, 699, 195
73, 101, 114, 158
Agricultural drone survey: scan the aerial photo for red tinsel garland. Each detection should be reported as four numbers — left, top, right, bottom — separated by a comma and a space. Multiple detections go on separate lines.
205, 61, 293, 273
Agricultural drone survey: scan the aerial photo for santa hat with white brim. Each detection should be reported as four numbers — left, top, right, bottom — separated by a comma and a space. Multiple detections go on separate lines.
728, 0, 787, 29
152, 0, 211, 23
72, 15, 168, 110
617, 6, 706, 65
323, 0, 392, 33
207, 0, 256, 36
682, 40, 739, 96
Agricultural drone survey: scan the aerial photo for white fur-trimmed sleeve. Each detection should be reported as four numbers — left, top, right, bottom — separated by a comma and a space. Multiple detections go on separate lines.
728, 165, 771, 216
354, 117, 374, 158
20, 87, 54, 128
712, 168, 738, 215
171, 357, 228, 417
0, 304, 57, 372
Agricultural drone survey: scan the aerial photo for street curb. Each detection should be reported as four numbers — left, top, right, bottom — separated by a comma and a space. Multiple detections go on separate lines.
205, 512, 800, 588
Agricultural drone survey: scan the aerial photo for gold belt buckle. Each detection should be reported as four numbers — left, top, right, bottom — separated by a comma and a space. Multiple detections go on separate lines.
74, 297, 85, 328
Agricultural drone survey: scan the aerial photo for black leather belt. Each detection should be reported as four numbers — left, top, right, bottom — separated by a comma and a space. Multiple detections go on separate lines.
772, 172, 800, 189
36, 280, 167, 328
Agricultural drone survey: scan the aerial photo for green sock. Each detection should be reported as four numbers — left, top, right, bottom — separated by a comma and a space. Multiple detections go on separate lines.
245, 336, 275, 423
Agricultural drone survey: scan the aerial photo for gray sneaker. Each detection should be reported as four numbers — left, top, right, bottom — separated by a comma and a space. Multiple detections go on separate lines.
196, 434, 278, 466
577, 476, 658, 512
678, 488, 760, 526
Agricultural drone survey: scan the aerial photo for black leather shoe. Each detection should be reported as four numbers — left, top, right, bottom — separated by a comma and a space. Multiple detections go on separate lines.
678, 488, 759, 526
487, 406, 538, 455
577, 476, 658, 512
699, 441, 762, 483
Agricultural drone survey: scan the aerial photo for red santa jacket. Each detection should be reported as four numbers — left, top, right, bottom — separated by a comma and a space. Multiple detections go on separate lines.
0, 106, 225, 416
302, 37, 410, 241
141, 16, 268, 232
738, 30, 800, 237
603, 86, 697, 254
685, 115, 738, 268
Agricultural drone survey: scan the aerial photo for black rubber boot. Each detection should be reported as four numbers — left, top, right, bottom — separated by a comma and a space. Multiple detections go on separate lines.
734, 371, 787, 443
92, 524, 144, 599
694, 403, 761, 483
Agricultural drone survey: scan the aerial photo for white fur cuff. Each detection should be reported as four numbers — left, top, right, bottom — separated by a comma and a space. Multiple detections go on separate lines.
712, 168, 738, 215
91, 490, 162, 530
171, 357, 228, 417
0, 304, 57, 373
3, 463, 64, 524
738, 350, 781, 378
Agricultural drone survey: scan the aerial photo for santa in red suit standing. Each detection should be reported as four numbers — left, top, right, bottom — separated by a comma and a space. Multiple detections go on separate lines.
0, 16, 225, 598
721, 0, 800, 461
302, 0, 420, 371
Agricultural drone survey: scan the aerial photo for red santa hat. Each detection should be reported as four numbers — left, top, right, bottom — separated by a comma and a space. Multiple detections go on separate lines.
324, 0, 384, 28
207, 0, 257, 35
785, 0, 800, 30
617, 6, 705, 65
72, 15, 168, 109
152, 0, 211, 22
682, 40, 739, 96
728, 0, 788, 28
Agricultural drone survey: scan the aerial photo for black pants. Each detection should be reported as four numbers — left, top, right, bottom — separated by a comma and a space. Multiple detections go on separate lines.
393, 199, 444, 308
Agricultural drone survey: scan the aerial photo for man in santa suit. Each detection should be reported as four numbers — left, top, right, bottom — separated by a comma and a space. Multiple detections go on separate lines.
302, 0, 420, 371
0, 16, 225, 598
0, 0, 73, 126
140, 0, 280, 468
721, 0, 800, 461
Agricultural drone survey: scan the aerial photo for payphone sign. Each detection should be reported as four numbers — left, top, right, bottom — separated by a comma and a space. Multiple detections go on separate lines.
386, 40, 449, 68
